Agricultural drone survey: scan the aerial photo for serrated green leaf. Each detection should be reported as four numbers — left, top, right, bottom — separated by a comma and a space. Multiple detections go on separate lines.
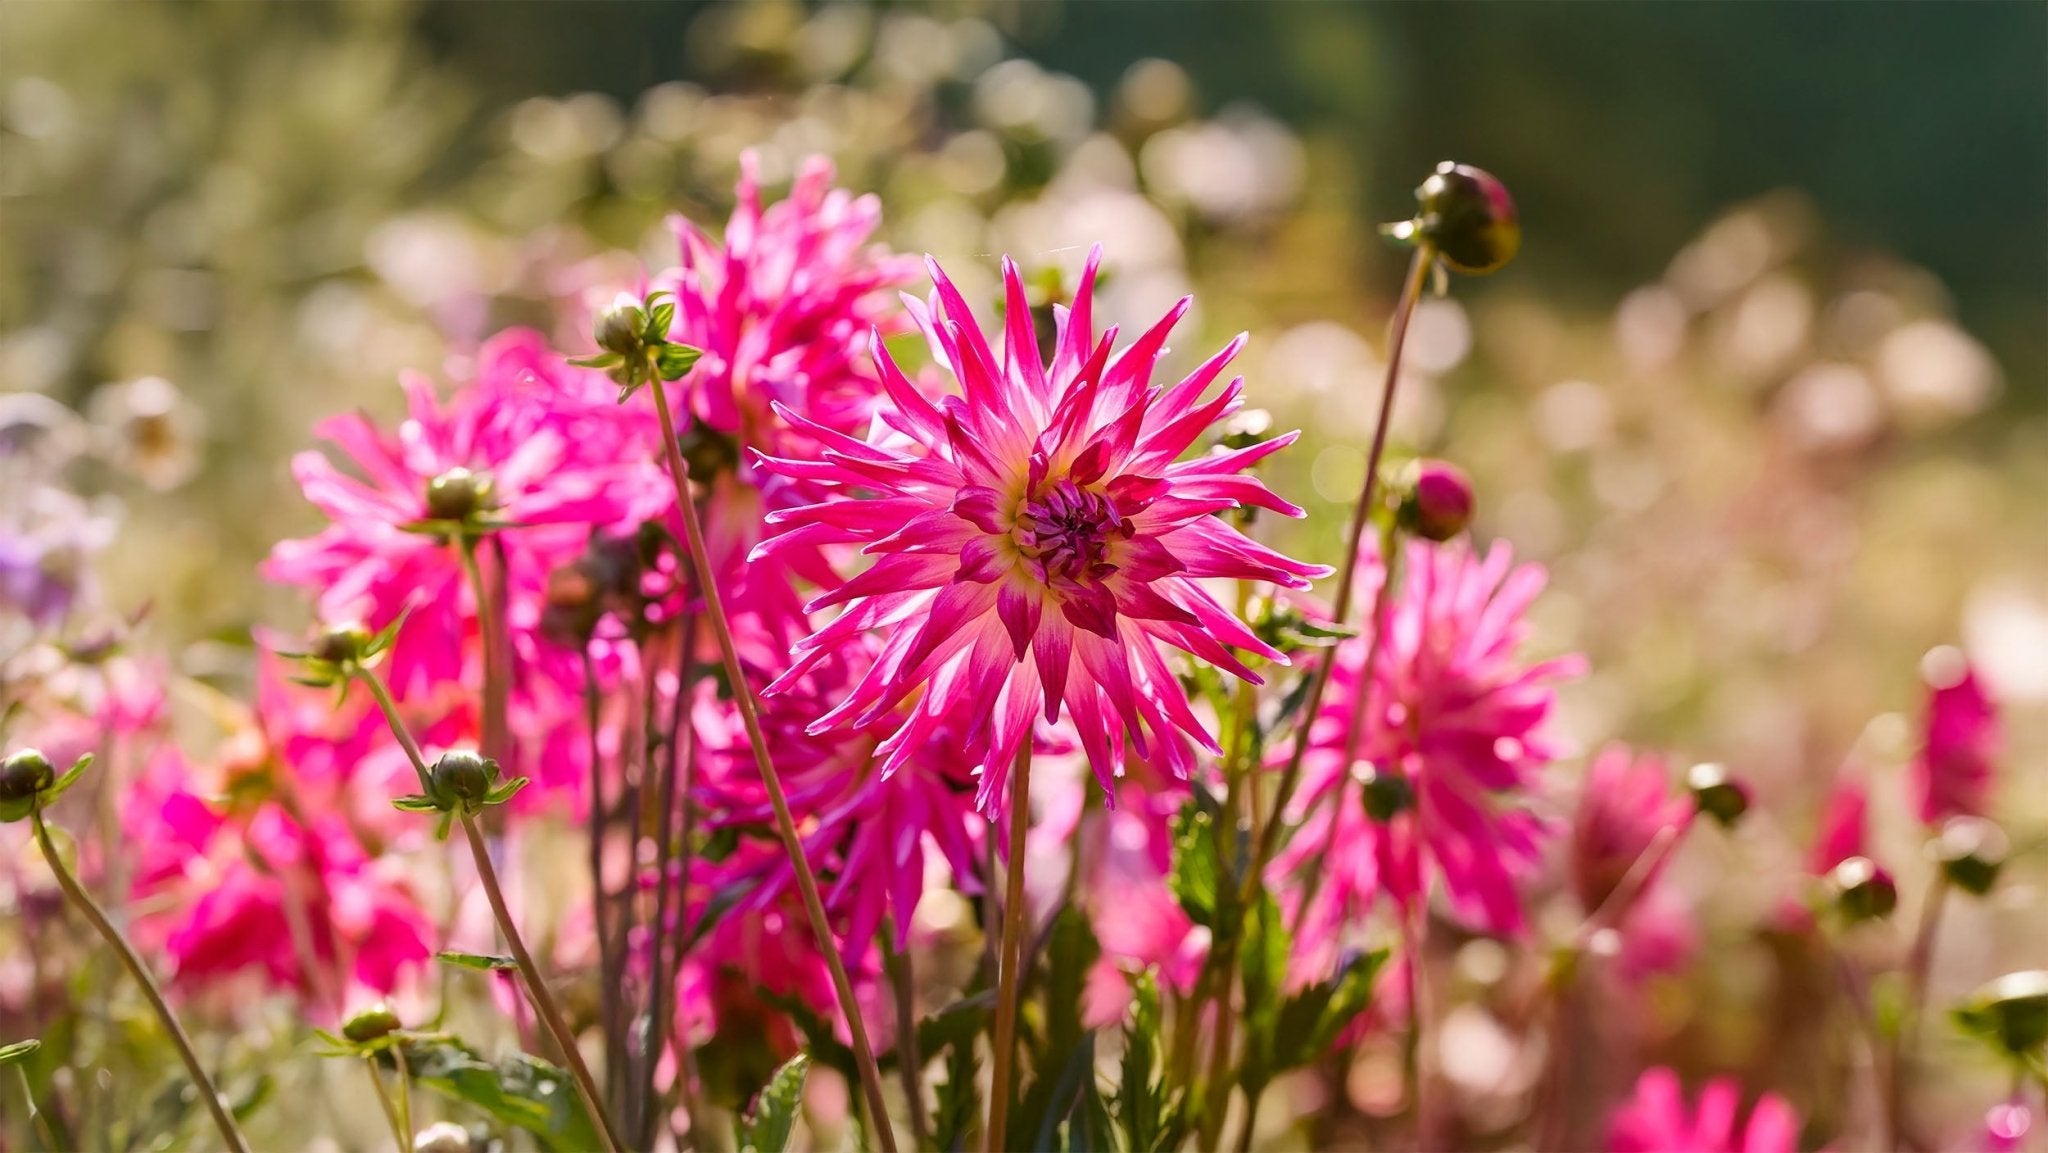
437, 950, 519, 972
1116, 972, 1186, 1153
399, 1034, 602, 1153
1025, 1030, 1099, 1152
914, 990, 995, 1062
1045, 907, 1100, 1066
656, 343, 703, 381
0, 1039, 40, 1065
735, 1051, 809, 1153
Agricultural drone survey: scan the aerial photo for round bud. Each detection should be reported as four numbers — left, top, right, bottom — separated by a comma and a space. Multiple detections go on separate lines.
313, 622, 373, 666
593, 296, 647, 357
1828, 855, 1898, 923
1397, 460, 1475, 542
1686, 762, 1752, 828
429, 750, 498, 809
414, 1122, 474, 1153
1931, 816, 2008, 897
341, 1003, 403, 1044
424, 467, 492, 523
1354, 762, 1414, 823
1, 748, 57, 820
1413, 162, 1521, 275
1957, 970, 2048, 1059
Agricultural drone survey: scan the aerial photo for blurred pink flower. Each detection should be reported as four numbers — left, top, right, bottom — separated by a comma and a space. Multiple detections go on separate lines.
1607, 1066, 1800, 1153
123, 749, 432, 1010
1910, 650, 2000, 825
754, 249, 1326, 811
1572, 744, 1694, 917
1275, 538, 1583, 941
265, 329, 666, 704
1809, 772, 1869, 875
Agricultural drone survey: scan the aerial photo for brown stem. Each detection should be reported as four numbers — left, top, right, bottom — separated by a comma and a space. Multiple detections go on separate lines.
884, 918, 934, 1150
33, 812, 251, 1153
1249, 245, 1432, 910
1888, 870, 1948, 1151
460, 813, 627, 1153
984, 743, 1034, 1153
641, 614, 699, 1148
580, 648, 624, 1119
647, 377, 897, 1151
457, 538, 510, 764
360, 666, 624, 1153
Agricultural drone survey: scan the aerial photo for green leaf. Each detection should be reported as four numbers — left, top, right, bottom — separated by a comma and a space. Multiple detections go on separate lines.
735, 1051, 809, 1153
1246, 947, 1388, 1090
656, 342, 703, 381
436, 950, 519, 972
41, 753, 94, 809
1115, 972, 1187, 1153
647, 300, 677, 338
567, 352, 623, 370
392, 795, 442, 813
933, 1031, 979, 1153
914, 991, 995, 1063
1169, 803, 1222, 929
757, 989, 857, 1091
1044, 907, 1100, 1067
483, 776, 530, 806
399, 1034, 602, 1153
0, 1039, 40, 1065
1026, 1030, 1099, 1152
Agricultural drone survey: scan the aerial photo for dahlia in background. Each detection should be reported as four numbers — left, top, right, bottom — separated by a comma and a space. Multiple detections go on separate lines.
1275, 537, 1583, 942
1606, 1066, 1800, 1153
1571, 744, 1694, 918
754, 248, 1327, 810
1910, 646, 2000, 826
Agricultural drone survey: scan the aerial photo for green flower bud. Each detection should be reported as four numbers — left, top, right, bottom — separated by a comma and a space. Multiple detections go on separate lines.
1354, 762, 1414, 823
428, 750, 497, 810
1931, 816, 2008, 897
1828, 855, 1898, 923
1412, 162, 1520, 276
1216, 409, 1275, 453
424, 467, 493, 523
1955, 970, 2048, 1059
1397, 460, 1475, 542
593, 295, 647, 357
1, 748, 56, 823
1686, 762, 1752, 828
313, 622, 374, 666
340, 1003, 403, 1045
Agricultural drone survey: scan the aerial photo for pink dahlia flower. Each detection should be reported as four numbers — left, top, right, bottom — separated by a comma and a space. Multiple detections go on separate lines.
753, 249, 1327, 808
1910, 647, 2000, 825
694, 637, 983, 964
1274, 537, 1583, 941
265, 329, 666, 704
1809, 771, 1869, 876
1607, 1066, 1800, 1153
1571, 744, 1694, 917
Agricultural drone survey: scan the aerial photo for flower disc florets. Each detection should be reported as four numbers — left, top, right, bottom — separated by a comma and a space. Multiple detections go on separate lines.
754, 247, 1328, 809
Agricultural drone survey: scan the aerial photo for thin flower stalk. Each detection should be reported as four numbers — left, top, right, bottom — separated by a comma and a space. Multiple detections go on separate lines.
357, 667, 625, 1153
31, 811, 252, 1153
646, 374, 898, 1152
1251, 244, 1431, 890
364, 1057, 410, 1152
985, 742, 1035, 1153
457, 538, 510, 763
883, 917, 934, 1150
1889, 869, 1950, 1149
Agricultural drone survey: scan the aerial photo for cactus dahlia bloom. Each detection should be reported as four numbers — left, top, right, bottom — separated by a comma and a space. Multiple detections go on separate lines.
1274, 538, 1582, 943
754, 249, 1328, 809
1606, 1067, 1799, 1153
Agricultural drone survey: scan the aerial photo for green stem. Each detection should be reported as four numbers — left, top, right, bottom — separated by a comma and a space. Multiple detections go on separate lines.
457, 538, 510, 764
460, 812, 626, 1153
32, 812, 251, 1153
364, 1057, 409, 1152
984, 742, 1034, 1153
1888, 869, 1948, 1150
393, 1042, 415, 1149
359, 665, 624, 1153
647, 374, 898, 1152
1250, 245, 1432, 890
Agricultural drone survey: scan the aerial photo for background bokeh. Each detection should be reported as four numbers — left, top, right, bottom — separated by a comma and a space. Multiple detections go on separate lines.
4, 1, 2044, 1146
